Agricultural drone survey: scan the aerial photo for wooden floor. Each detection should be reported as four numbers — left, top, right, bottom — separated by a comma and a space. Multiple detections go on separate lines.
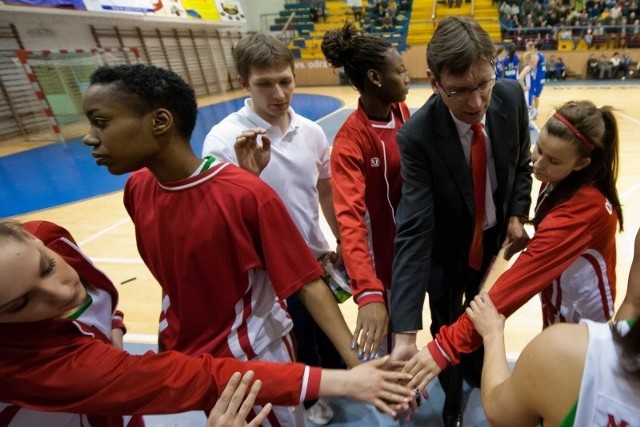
5, 82, 640, 358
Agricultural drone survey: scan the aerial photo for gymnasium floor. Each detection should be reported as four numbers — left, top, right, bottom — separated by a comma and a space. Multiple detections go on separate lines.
2, 80, 640, 426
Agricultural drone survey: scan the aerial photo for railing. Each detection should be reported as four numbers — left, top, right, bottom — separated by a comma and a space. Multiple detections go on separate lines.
281, 12, 297, 40
502, 24, 640, 51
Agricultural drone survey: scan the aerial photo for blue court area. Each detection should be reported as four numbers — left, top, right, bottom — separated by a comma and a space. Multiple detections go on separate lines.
0, 94, 343, 218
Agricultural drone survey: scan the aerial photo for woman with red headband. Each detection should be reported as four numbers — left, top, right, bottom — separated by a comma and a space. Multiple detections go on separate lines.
401, 100, 625, 392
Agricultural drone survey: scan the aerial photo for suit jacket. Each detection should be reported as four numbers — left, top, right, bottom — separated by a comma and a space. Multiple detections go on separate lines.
390, 78, 532, 332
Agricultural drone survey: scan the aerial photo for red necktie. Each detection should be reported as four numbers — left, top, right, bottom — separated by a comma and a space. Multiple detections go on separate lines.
469, 122, 486, 271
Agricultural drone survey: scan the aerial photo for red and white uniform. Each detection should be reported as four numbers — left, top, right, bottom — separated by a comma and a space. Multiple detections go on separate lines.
331, 101, 410, 307
430, 184, 618, 366
124, 161, 322, 359
571, 319, 640, 426
0, 221, 321, 427
125, 162, 324, 425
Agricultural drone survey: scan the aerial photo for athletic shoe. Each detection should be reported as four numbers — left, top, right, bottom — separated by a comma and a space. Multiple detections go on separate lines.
305, 399, 334, 425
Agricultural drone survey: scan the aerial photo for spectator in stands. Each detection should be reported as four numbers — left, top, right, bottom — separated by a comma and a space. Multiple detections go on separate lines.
630, 19, 640, 48
376, 3, 387, 23
546, 55, 558, 80
381, 12, 394, 31
309, 4, 319, 22
593, 22, 605, 49
509, 1, 520, 16
583, 24, 594, 48
499, 0, 511, 16
362, 15, 374, 33
587, 53, 600, 79
349, 0, 363, 21
520, 0, 535, 19
610, 51, 621, 77
388, 0, 398, 17
599, 53, 613, 79
619, 51, 632, 78
555, 57, 567, 80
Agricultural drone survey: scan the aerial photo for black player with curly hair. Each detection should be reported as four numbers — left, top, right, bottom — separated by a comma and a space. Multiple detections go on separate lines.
321, 21, 410, 365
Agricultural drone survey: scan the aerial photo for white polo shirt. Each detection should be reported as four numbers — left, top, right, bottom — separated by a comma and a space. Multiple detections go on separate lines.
202, 98, 332, 258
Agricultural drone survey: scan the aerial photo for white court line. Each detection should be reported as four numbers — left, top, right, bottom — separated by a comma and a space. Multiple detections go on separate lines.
616, 111, 640, 127
92, 257, 143, 264
316, 100, 359, 123
616, 111, 640, 199
78, 217, 130, 246
622, 181, 640, 199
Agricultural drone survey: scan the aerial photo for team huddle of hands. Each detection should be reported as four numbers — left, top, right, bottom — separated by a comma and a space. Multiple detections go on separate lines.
207, 293, 505, 426
223, 129, 517, 425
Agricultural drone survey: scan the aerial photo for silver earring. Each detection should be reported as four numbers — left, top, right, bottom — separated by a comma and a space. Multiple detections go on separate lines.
377, 83, 382, 87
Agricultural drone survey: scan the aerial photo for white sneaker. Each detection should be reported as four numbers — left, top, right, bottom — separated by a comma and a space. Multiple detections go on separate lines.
305, 399, 334, 425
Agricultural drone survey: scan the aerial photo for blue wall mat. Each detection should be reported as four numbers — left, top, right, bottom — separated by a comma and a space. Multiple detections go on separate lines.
0, 94, 343, 218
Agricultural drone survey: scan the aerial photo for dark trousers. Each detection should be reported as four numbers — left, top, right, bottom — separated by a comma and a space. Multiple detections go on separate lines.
428, 227, 498, 417
287, 293, 346, 409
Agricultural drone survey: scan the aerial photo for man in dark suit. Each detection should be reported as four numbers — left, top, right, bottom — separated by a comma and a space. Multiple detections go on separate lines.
389, 16, 532, 427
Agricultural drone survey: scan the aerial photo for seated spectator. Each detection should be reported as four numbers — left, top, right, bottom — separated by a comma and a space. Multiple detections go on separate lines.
375, 3, 387, 22
499, 0, 511, 16
610, 51, 621, 77
546, 55, 558, 80
309, 4, 319, 22
388, 0, 398, 16
630, 19, 640, 48
599, 53, 613, 79
555, 57, 567, 80
587, 53, 600, 79
583, 24, 594, 48
619, 51, 632, 78
381, 12, 394, 31
348, 0, 363, 21
509, 1, 520, 16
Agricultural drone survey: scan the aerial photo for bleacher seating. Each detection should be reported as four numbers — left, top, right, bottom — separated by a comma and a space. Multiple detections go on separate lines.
272, 1, 410, 60
406, 0, 500, 46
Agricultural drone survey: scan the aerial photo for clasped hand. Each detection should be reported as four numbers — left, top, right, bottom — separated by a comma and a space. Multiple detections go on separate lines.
234, 128, 271, 176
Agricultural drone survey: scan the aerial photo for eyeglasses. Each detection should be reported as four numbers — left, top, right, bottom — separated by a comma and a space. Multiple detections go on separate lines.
436, 75, 497, 100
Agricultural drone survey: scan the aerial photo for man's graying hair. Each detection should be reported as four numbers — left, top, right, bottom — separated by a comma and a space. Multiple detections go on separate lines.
427, 16, 496, 77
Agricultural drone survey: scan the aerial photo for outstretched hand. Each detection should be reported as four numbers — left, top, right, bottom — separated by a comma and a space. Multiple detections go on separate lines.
207, 371, 272, 427
353, 302, 389, 361
465, 292, 505, 339
402, 347, 442, 393
346, 355, 414, 418
234, 128, 271, 176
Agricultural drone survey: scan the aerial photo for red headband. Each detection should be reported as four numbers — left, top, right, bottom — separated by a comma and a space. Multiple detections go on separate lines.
553, 112, 595, 150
